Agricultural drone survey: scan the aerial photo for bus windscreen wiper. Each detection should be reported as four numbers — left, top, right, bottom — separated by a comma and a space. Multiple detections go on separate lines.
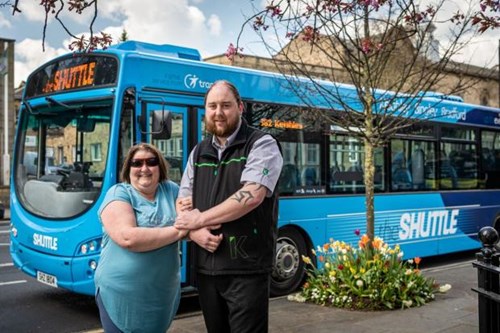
45, 97, 111, 111
45, 97, 83, 110
22, 99, 37, 115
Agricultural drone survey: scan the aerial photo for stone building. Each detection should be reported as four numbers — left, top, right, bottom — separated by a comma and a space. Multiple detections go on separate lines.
3, 33, 499, 208
205, 29, 499, 109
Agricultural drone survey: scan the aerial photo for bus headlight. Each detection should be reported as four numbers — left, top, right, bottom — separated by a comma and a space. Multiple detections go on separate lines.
11, 226, 17, 237
89, 260, 97, 270
77, 237, 102, 256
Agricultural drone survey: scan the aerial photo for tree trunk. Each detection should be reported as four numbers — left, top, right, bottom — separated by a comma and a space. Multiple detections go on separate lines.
364, 136, 375, 241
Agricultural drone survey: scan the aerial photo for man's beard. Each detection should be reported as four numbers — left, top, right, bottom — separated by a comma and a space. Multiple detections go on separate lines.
206, 118, 238, 137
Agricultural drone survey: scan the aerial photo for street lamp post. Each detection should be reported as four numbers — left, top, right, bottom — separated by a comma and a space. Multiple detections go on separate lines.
0, 39, 12, 187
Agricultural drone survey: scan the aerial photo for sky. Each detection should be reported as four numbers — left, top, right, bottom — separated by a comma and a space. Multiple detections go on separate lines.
0, 0, 498, 88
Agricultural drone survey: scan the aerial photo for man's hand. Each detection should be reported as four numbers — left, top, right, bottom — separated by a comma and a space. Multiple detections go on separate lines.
175, 208, 204, 230
189, 226, 223, 253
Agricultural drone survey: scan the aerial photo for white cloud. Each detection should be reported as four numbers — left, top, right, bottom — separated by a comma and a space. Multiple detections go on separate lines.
0, 12, 12, 29
124, 2, 206, 46
14, 39, 67, 85
11, 0, 497, 88
12, 0, 228, 85
447, 32, 499, 68
12, 0, 88, 25
96, 0, 227, 55
207, 14, 222, 36
15, 1, 46, 22
420, 0, 500, 68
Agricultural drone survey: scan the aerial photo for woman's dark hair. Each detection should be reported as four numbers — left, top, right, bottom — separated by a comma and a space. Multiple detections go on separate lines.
120, 143, 169, 183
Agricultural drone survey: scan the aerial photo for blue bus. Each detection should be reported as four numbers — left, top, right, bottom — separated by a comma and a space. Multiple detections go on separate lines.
10, 40, 500, 297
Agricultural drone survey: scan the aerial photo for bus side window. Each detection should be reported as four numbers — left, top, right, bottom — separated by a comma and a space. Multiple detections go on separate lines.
495, 149, 500, 170
392, 167, 412, 190
482, 148, 495, 170
348, 163, 364, 192
440, 151, 458, 189
330, 164, 342, 187
411, 149, 425, 189
392, 153, 412, 190
279, 164, 299, 195
485, 149, 500, 188
302, 167, 318, 186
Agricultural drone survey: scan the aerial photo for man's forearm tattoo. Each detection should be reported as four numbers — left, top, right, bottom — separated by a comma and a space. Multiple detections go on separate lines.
231, 182, 264, 205
233, 191, 253, 204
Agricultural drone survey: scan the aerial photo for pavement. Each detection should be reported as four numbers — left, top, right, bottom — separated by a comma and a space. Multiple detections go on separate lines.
166, 259, 479, 333
2, 208, 480, 333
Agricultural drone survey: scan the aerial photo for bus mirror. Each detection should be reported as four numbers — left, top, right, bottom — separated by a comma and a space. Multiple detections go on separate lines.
152, 110, 172, 140
77, 119, 96, 132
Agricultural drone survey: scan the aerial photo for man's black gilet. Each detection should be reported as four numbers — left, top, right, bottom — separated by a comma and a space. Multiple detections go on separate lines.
192, 121, 279, 275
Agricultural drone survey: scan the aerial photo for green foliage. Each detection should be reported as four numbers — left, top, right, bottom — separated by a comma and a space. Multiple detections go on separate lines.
299, 234, 438, 310
119, 29, 129, 42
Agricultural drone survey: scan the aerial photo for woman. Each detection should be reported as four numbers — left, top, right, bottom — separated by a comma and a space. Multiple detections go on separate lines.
95, 143, 189, 333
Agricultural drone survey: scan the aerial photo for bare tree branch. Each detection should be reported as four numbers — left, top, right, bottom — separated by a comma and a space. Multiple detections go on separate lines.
9, 0, 111, 52
230, 0, 499, 241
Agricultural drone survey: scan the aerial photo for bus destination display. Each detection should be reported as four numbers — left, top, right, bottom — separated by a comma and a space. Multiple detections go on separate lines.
25, 55, 118, 99
42, 62, 96, 94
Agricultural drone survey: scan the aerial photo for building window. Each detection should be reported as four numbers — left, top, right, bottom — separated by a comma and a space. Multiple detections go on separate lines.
90, 143, 102, 162
480, 88, 489, 106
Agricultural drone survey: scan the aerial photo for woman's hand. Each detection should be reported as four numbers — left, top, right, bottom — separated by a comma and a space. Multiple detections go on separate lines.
176, 196, 193, 213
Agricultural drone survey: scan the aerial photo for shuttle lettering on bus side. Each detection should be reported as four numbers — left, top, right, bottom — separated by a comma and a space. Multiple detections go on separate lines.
33, 233, 58, 251
399, 209, 459, 240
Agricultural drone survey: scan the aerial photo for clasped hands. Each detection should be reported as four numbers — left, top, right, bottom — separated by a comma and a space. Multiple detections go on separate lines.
175, 197, 222, 253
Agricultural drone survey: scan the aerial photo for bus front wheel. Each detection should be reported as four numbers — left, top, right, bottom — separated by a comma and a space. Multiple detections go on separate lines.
270, 228, 309, 297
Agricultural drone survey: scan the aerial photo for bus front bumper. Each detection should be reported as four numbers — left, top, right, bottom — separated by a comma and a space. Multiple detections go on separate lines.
10, 238, 98, 296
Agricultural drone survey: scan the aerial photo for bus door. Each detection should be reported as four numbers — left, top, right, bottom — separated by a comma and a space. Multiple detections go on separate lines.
138, 98, 198, 288
138, 99, 191, 180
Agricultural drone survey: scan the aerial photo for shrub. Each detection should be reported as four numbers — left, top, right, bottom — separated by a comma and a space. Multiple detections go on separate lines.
298, 233, 438, 310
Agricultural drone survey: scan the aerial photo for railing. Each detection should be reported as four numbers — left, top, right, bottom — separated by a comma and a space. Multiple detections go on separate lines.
472, 226, 500, 333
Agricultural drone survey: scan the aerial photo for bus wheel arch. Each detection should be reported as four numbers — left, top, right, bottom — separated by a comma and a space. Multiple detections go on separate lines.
271, 226, 314, 297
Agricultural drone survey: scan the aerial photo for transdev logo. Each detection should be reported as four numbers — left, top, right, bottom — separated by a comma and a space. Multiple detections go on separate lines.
184, 74, 213, 90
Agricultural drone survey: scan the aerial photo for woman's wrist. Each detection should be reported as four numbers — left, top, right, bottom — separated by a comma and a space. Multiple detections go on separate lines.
179, 228, 190, 241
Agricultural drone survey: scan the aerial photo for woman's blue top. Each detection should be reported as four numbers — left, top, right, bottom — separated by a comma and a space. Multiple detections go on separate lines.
95, 181, 180, 333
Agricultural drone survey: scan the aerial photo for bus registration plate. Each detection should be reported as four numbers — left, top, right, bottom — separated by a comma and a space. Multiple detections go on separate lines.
37, 271, 58, 287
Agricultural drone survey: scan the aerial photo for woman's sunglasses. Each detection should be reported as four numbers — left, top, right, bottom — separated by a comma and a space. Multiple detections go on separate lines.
130, 157, 160, 168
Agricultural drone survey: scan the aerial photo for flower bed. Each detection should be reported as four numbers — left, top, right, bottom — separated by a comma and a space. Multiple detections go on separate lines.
297, 233, 439, 310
